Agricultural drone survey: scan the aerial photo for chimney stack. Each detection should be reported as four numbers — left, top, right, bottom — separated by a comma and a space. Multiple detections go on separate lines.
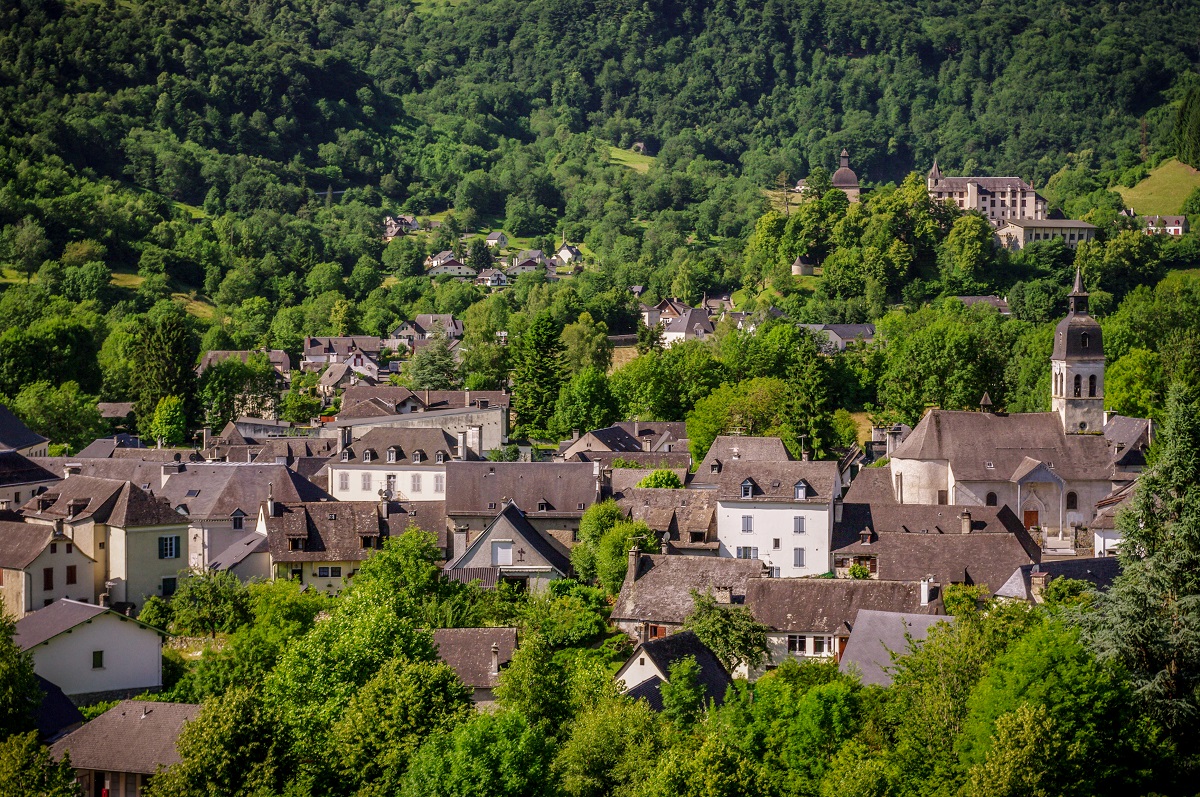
802, 449, 811, 462
267, 482, 275, 519
490, 642, 500, 676
660, 533, 670, 555
1030, 565, 1048, 601
457, 430, 468, 460
454, 528, 468, 559
920, 577, 930, 607
626, 545, 642, 586
714, 586, 733, 604
960, 510, 972, 534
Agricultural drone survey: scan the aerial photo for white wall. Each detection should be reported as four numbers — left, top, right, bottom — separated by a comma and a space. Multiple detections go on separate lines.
716, 501, 833, 577
328, 463, 447, 501
31, 613, 161, 697
891, 458, 949, 504
616, 650, 667, 691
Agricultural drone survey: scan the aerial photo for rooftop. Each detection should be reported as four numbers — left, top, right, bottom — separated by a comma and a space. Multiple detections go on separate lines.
51, 700, 201, 775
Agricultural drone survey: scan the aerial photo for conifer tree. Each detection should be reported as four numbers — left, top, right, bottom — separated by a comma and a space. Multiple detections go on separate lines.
510, 311, 563, 437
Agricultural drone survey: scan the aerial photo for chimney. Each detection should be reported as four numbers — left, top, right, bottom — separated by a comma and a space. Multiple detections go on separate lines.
379, 499, 389, 519
960, 510, 972, 534
457, 430, 468, 460
490, 642, 500, 676
464, 389, 471, 408
731, 447, 740, 460
340, 425, 353, 452
454, 528, 468, 559
626, 545, 642, 586
920, 577, 931, 607
802, 449, 811, 462
267, 482, 275, 519
202, 427, 212, 450
64, 463, 82, 477
713, 586, 732, 604
660, 534, 670, 555
1030, 565, 1048, 601
470, 425, 483, 454
572, 429, 580, 441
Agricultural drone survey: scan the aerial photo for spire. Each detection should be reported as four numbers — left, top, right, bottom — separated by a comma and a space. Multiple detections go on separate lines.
979, 392, 993, 412
1068, 267, 1089, 315
840, 148, 850, 169
928, 159, 942, 181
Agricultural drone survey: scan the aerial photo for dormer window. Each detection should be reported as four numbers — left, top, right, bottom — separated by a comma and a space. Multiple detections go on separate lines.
985, 461, 994, 470
794, 482, 808, 500
859, 531, 871, 545
741, 479, 754, 499
538, 501, 549, 511
363, 450, 374, 463
710, 461, 721, 474
435, 451, 445, 464
289, 537, 304, 551
387, 448, 397, 463
341, 450, 350, 462
413, 451, 423, 463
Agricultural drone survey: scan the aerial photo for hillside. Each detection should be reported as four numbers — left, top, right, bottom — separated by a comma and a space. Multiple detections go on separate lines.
1116, 158, 1200, 215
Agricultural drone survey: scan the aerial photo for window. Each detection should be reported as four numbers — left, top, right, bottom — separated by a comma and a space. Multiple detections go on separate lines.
741, 515, 753, 533
772, 538, 781, 550
290, 538, 304, 551
66, 565, 76, 585
1074, 374, 1082, 397
363, 450, 374, 463
318, 567, 330, 578
386, 448, 396, 463
330, 567, 342, 578
488, 502, 497, 510
710, 463, 719, 474
492, 542, 513, 566
435, 451, 445, 464
290, 567, 303, 580
1066, 491, 1078, 510
537, 501, 549, 512
362, 535, 374, 549
92, 650, 104, 669
788, 634, 807, 654
1089, 374, 1097, 397
434, 474, 445, 493
43, 567, 53, 591
339, 472, 350, 491
50, 543, 57, 554
185, 489, 201, 498
65, 544, 72, 554
986, 492, 998, 506
341, 450, 350, 462
813, 637, 826, 655
740, 480, 753, 499
937, 490, 948, 505
794, 482, 808, 500
412, 451, 423, 463
232, 516, 244, 531
158, 536, 180, 559
793, 548, 806, 568
794, 516, 806, 534
769, 566, 780, 578
361, 473, 372, 491
386, 474, 396, 494
411, 474, 422, 493
162, 576, 177, 597
1081, 332, 1089, 349
736, 546, 758, 559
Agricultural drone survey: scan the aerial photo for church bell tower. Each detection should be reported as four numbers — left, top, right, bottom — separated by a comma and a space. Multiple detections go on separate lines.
1051, 268, 1105, 433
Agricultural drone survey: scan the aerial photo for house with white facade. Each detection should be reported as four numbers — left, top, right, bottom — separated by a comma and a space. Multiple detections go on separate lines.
0, 519, 97, 617
707, 460, 842, 578
995, 218, 1097, 250
926, 161, 1048, 224
328, 427, 472, 502
14, 599, 165, 702
616, 631, 732, 710
428, 260, 477, 278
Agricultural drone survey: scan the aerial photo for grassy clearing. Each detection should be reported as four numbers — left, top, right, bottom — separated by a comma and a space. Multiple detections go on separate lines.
849, 411, 873, 445
610, 346, 639, 372
608, 146, 655, 174
176, 293, 215, 320
1116, 158, 1200, 216
110, 271, 143, 289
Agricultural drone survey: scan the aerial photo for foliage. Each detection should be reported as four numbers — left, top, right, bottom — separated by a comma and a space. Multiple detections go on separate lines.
198, 353, 277, 431
552, 697, 664, 797
148, 395, 188, 447
521, 583, 609, 649
170, 569, 252, 637
683, 590, 770, 673
847, 563, 872, 580
131, 305, 199, 435
402, 333, 461, 390
0, 607, 39, 739
635, 469, 683, 489
571, 500, 627, 583
660, 656, 706, 729
512, 312, 564, 436
495, 633, 571, 730
137, 596, 173, 631
595, 520, 657, 597
551, 367, 621, 440
0, 733, 78, 797
8, 380, 107, 452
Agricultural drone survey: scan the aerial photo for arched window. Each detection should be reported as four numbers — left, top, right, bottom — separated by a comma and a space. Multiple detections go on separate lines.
1081, 332, 1089, 349
986, 492, 998, 507
1066, 491, 1078, 510
1074, 374, 1082, 397
1089, 374, 1097, 397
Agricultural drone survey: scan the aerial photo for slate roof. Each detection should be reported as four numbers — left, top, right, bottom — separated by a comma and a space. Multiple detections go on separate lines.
832, 503, 1040, 592
338, 386, 510, 417
96, 402, 134, 420
994, 557, 1121, 602
661, 307, 714, 339
303, 336, 383, 357
35, 676, 83, 742
838, 609, 945, 686
626, 631, 732, 709
21, 477, 182, 528
445, 462, 598, 518
1089, 481, 1136, 531
208, 532, 269, 572
614, 420, 688, 446
625, 675, 667, 710
196, 349, 291, 375
0, 451, 58, 488
712, 460, 840, 504
692, 436, 791, 485
14, 599, 110, 649
0, 403, 47, 451
955, 295, 1011, 314
843, 466, 897, 505
561, 426, 644, 454
612, 553, 766, 625
744, 579, 940, 633
265, 500, 447, 563
338, 428, 463, 465
158, 463, 329, 521
0, 521, 65, 569
929, 175, 1036, 194
890, 410, 1141, 482
413, 314, 464, 338
50, 700, 201, 774
432, 627, 517, 689
616, 487, 717, 550
444, 503, 570, 575
569, 451, 693, 471
1002, 218, 1097, 229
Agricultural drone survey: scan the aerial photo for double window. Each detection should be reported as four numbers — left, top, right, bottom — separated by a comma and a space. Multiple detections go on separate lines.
159, 535, 180, 559
793, 548, 806, 568
411, 474, 422, 493
787, 634, 806, 654
736, 546, 758, 559
793, 516, 806, 534
339, 472, 350, 491
317, 566, 343, 578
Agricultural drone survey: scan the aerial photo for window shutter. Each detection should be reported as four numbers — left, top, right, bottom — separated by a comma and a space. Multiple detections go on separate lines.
159, 537, 166, 559
173, 536, 181, 559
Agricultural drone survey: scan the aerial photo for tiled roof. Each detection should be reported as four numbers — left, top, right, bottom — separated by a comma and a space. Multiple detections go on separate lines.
0, 521, 59, 569
339, 428, 462, 465
35, 676, 83, 742
0, 450, 57, 488
994, 557, 1121, 602
692, 437, 791, 485
196, 349, 291, 375
629, 631, 732, 708
444, 504, 570, 575
611, 553, 766, 625
432, 627, 517, 688
712, 460, 839, 503
744, 579, 940, 633
0, 403, 47, 450
14, 599, 110, 649
158, 463, 329, 521
445, 462, 598, 518
208, 532, 269, 572
50, 700, 201, 774
265, 500, 447, 563
20, 477, 182, 528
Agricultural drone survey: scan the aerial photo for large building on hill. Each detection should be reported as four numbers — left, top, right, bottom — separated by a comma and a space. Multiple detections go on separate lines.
926, 161, 1047, 225
888, 271, 1150, 539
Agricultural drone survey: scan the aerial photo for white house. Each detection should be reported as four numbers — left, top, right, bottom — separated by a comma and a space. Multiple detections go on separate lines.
0, 519, 97, 617
14, 599, 165, 703
328, 427, 472, 501
428, 260, 477, 278
710, 460, 842, 578
485, 231, 509, 249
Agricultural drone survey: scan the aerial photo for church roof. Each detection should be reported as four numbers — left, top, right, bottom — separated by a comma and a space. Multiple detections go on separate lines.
832, 148, 859, 188
1053, 270, 1102, 360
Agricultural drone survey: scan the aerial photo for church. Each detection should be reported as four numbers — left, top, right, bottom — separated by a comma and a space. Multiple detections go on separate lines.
887, 270, 1150, 540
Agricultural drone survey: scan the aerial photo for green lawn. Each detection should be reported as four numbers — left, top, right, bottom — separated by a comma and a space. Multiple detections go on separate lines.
1116, 158, 1200, 216
608, 146, 655, 174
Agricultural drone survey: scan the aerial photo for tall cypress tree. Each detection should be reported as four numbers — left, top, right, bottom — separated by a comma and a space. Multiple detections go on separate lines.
1087, 382, 1200, 770
510, 311, 563, 437
131, 304, 199, 437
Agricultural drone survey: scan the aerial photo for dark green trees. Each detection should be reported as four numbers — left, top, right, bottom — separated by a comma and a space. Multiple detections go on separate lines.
511, 312, 564, 437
